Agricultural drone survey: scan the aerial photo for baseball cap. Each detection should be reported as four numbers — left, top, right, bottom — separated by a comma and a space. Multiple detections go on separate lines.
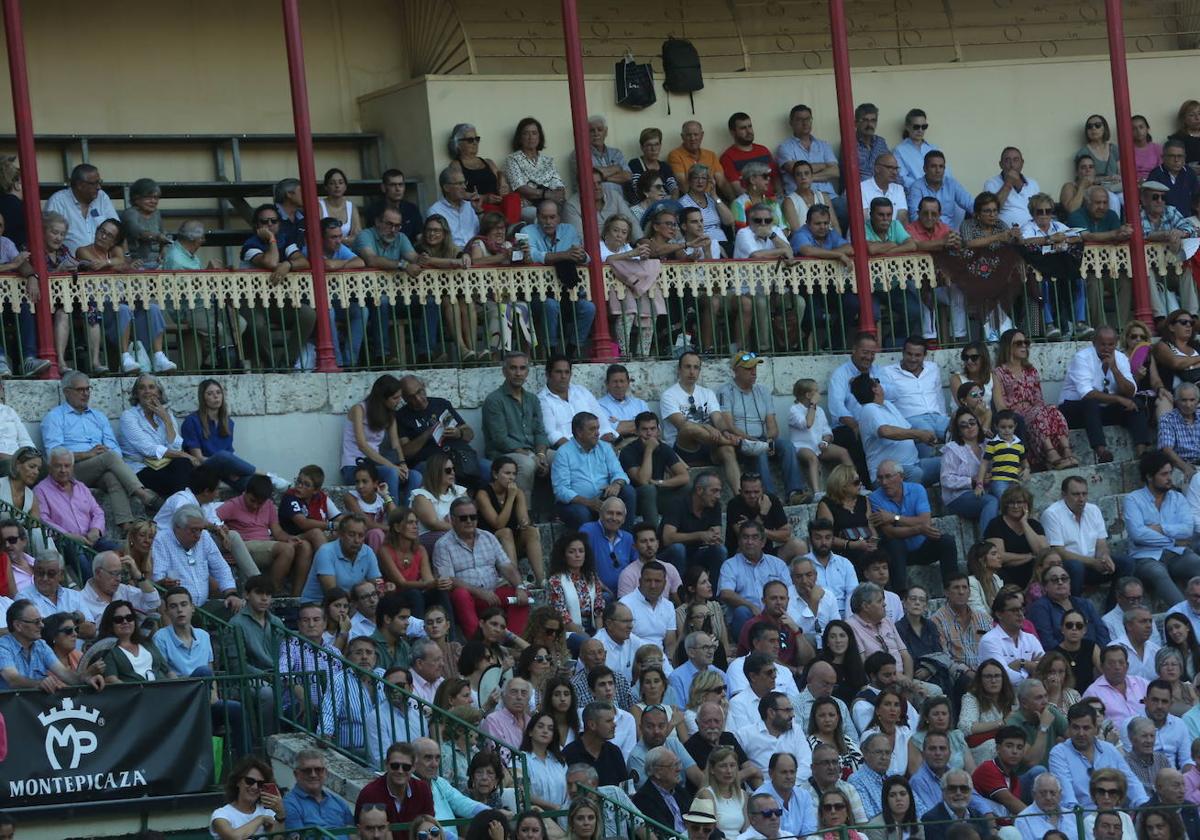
732, 351, 764, 369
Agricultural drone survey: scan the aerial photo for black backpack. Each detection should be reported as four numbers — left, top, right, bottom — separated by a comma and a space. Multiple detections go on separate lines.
615, 54, 656, 110
661, 38, 703, 113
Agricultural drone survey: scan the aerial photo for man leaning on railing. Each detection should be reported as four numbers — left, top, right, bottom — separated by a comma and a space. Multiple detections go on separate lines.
0, 599, 105, 692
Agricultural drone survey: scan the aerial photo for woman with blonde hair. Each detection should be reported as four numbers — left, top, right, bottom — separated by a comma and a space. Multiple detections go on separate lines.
1035, 650, 1080, 717
684, 670, 728, 734
1120, 317, 1173, 420
564, 797, 601, 840
815, 463, 877, 567
993, 328, 1078, 469
698, 746, 748, 835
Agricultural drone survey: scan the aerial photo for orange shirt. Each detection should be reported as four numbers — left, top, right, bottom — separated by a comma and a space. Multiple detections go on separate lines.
666, 146, 722, 191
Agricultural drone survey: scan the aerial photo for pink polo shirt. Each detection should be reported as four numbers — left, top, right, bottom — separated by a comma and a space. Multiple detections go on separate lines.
1081, 674, 1148, 726
847, 612, 908, 663
34, 477, 104, 536
216, 495, 278, 541
904, 220, 952, 242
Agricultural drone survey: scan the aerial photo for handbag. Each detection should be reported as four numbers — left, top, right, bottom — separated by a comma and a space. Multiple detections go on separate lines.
615, 53, 656, 110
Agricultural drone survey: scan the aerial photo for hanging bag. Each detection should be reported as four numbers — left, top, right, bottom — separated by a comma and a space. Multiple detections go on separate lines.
661, 38, 703, 114
615, 53, 656, 110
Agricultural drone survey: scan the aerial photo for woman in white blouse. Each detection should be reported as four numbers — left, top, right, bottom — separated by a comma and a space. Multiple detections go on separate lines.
519, 712, 567, 811
697, 746, 748, 836
859, 687, 913, 776
118, 373, 196, 497
504, 117, 565, 214
410, 450, 467, 554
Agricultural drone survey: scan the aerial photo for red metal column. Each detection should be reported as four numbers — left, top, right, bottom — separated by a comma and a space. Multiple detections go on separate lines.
827, 0, 875, 335
1104, 0, 1151, 324
560, 0, 619, 360
2, 0, 56, 378
281, 0, 337, 372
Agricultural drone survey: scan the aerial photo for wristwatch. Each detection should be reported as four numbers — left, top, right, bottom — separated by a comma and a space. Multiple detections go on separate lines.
893, 514, 901, 524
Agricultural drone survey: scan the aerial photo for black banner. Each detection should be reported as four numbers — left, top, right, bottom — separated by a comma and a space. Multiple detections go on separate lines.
0, 679, 213, 806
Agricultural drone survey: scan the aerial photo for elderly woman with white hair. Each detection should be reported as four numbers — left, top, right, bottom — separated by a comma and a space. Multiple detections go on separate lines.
119, 177, 169, 267
160, 219, 244, 367
731, 161, 784, 232
449, 122, 518, 222
118, 373, 197, 498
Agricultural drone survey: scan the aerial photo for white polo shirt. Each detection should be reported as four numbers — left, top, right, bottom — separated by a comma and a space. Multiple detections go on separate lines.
879, 362, 946, 420
859, 178, 908, 214
1041, 499, 1108, 557
727, 654, 798, 696
742, 725, 814, 778
978, 624, 1044, 686
538, 382, 614, 445
1058, 345, 1134, 404
982, 172, 1042, 227
618, 589, 677, 651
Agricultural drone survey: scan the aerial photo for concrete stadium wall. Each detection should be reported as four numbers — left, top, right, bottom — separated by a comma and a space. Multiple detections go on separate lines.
363, 51, 1200, 212
6, 342, 1087, 484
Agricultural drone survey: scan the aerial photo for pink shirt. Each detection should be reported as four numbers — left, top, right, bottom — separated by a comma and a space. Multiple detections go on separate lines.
847, 612, 908, 662
34, 477, 104, 536
1184, 764, 1200, 805
1081, 674, 1148, 726
217, 495, 278, 541
905, 220, 952, 241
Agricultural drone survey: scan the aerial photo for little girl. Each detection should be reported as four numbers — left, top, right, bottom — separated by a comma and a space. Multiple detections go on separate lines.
788, 378, 852, 500
343, 460, 394, 552
976, 409, 1028, 499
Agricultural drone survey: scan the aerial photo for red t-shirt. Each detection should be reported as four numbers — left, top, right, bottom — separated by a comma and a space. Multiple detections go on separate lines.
972, 758, 1019, 821
720, 144, 779, 188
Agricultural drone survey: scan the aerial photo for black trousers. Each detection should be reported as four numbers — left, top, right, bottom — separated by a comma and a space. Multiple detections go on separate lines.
1059, 398, 1149, 450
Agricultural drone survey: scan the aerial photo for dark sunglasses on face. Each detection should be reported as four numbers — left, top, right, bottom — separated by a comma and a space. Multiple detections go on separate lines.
113, 614, 136, 624
821, 803, 847, 812
57, 625, 77, 635
456, 514, 477, 522
963, 354, 981, 361
242, 776, 265, 788
757, 809, 783, 818
389, 761, 414, 772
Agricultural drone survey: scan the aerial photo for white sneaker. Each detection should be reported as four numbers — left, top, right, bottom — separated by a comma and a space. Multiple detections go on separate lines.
0, 356, 10, 377
739, 438, 770, 456
121, 352, 141, 374
151, 351, 177, 373
21, 357, 49, 376
268, 473, 290, 492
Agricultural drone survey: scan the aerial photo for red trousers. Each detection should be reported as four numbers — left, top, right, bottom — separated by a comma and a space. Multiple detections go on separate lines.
449, 585, 530, 637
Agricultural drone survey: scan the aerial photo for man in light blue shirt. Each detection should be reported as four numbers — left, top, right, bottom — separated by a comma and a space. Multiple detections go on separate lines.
910, 731, 999, 817
906, 151, 973, 229
852, 375, 940, 485
524, 200, 596, 355
718, 521, 790, 639
581, 499, 635, 594
666, 631, 729, 707
805, 519, 858, 616
868, 463, 957, 591
0, 599, 104, 691
1122, 450, 1200, 606
426, 166, 480, 248
597, 364, 649, 450
283, 750, 354, 833
551, 411, 634, 531
776, 105, 839, 196
753, 751, 817, 838
1120, 680, 1194, 770
825, 332, 880, 485
301, 515, 381, 601
412, 736, 487, 838
1048, 702, 1148, 809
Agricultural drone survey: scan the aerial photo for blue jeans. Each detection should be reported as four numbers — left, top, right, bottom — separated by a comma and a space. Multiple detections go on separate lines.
328, 299, 368, 367
741, 438, 804, 495
874, 284, 923, 349
535, 296, 597, 351
908, 413, 949, 457
1042, 277, 1087, 327
193, 666, 249, 757
945, 491, 1001, 536
556, 483, 637, 530
902, 457, 942, 485
104, 302, 167, 347
729, 605, 755, 642
204, 450, 259, 492
340, 464, 421, 507
382, 294, 441, 359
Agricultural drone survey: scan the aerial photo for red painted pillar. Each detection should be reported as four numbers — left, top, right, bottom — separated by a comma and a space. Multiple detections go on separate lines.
560, 0, 619, 360
2, 0, 56, 377
1104, 0, 1152, 324
827, 0, 875, 336
281, 0, 338, 372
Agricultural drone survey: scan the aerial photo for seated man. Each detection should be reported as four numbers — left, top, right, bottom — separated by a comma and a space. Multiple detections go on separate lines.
1160, 382, 1200, 481
538, 354, 615, 449
923, 769, 994, 840
851, 373, 940, 485
731, 608, 810, 691
35, 446, 121, 568
660, 471, 728, 582
481, 351, 551, 502
617, 560, 677, 654
880, 336, 950, 451
40, 371, 158, 536
721, 112, 780, 195
1041, 475, 1131, 598
282, 750, 354, 834
426, 165, 479, 249
217, 473, 311, 597
726, 472, 806, 564
302, 217, 368, 367
719, 353, 804, 504
1066, 186, 1133, 328
238, 202, 316, 369
668, 120, 733, 199
971, 725, 1031, 817
1139, 179, 1200, 317
904, 198, 968, 341
299, 514, 380, 602
660, 351, 739, 487
863, 198, 927, 347
979, 589, 1043, 687
0, 599, 105, 691
1149, 139, 1199, 219
563, 168, 640, 236
395, 374, 479, 483
867, 460, 957, 588
617, 523, 683, 599
984, 147, 1041, 228
597, 364, 649, 452
730, 206, 792, 353
432, 497, 530, 636
150, 504, 242, 613
620, 411, 690, 526
155, 464, 261, 583
17, 550, 94, 639
353, 205, 436, 361
1124, 450, 1200, 606
1049, 701, 1149, 809
551, 411, 634, 530
45, 163, 118, 254
1058, 327, 1150, 464
667, 631, 730, 707
791, 205, 858, 349
851, 651, 921, 734
364, 168, 422, 240
845, 583, 913, 684
582, 497, 636, 594
788, 556, 842, 651
1027, 563, 1110, 649
859, 154, 909, 223
524, 200, 597, 356
79, 550, 161, 625
161, 220, 243, 358
568, 115, 633, 200
906, 150, 972, 229
718, 521, 790, 640
1082, 644, 1148, 727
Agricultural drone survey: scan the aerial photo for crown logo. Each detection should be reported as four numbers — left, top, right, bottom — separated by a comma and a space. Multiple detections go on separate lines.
38, 697, 101, 771
37, 698, 101, 727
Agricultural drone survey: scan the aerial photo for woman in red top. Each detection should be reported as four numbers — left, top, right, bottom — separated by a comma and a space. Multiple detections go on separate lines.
376, 506, 448, 618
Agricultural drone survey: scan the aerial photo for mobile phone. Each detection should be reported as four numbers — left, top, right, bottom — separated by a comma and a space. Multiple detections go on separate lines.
262, 783, 280, 798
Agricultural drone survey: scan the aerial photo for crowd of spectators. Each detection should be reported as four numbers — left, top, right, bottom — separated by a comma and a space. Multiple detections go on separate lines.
3, 102, 1200, 375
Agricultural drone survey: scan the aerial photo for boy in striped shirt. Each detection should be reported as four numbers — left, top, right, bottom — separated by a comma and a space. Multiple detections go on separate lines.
976, 410, 1028, 497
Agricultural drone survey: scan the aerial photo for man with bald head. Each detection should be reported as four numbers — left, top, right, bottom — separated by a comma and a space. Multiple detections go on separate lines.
860, 153, 908, 224
683, 700, 762, 788
525, 199, 597, 356
1148, 767, 1200, 840
395, 373, 478, 481
1067, 185, 1132, 328
796, 660, 852, 732
79, 549, 161, 623
411, 736, 487, 837
571, 637, 634, 709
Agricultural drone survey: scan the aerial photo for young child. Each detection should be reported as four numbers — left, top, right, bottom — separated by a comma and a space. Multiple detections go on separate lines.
788, 378, 852, 501
344, 460, 394, 552
859, 550, 902, 623
279, 464, 340, 559
977, 409, 1028, 498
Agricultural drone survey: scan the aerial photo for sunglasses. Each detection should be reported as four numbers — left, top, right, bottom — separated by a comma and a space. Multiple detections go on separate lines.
1095, 787, 1120, 796
542, 625, 563, 636
945, 784, 972, 794
1063, 621, 1085, 629
418, 830, 444, 840
455, 514, 477, 522
1087, 122, 1104, 129
112, 614, 136, 624
1012, 339, 1030, 347
242, 776, 266, 787
1034, 208, 1054, 216
1147, 194, 1166, 201
532, 655, 550, 663
3, 536, 19, 545
757, 809, 784, 818
821, 803, 847, 812
1174, 319, 1194, 327
389, 761, 414, 772
57, 625, 78, 635
963, 354, 981, 361
751, 217, 773, 224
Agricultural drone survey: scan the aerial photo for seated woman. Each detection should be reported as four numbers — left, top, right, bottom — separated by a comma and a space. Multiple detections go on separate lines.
941, 407, 999, 534
993, 328, 1078, 470
467, 213, 533, 357
730, 162, 784, 231
410, 451, 468, 555
118, 373, 196, 497
317, 167, 362, 240
375, 507, 440, 618
96, 599, 175, 683
475, 456, 544, 584
417, 213, 477, 362
806, 696, 862, 778
782, 159, 838, 236
1060, 154, 1121, 219
451, 123, 519, 223
119, 177, 169, 267
504, 117, 565, 215
628, 127, 680, 202
520, 712, 567, 811
76, 218, 176, 375
600, 215, 664, 358
1078, 115, 1123, 194
628, 172, 676, 228
940, 191, 1025, 342
1019, 192, 1087, 341
209, 755, 285, 840
545, 532, 606, 653
678, 164, 732, 254
42, 611, 91, 674
341, 373, 418, 505
1122, 319, 1174, 423
181, 378, 279, 492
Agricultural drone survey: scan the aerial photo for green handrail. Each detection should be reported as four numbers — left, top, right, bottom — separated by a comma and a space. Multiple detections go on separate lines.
578, 782, 684, 840
0, 497, 98, 585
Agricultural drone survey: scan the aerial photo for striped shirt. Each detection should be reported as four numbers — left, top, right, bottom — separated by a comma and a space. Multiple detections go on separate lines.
1158, 409, 1200, 462
983, 435, 1024, 481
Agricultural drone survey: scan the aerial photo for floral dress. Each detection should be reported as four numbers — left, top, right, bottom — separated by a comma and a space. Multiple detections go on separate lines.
994, 363, 1069, 467
547, 572, 606, 635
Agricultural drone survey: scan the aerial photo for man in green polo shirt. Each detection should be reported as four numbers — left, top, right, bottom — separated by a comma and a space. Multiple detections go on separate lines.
369, 592, 413, 671
1066, 187, 1133, 326
482, 350, 551, 501
1004, 676, 1067, 774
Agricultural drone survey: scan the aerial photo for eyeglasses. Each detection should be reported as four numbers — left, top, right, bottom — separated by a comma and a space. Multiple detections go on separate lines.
34, 568, 61, 578
820, 803, 847, 812
963, 354, 981, 361
112, 614, 136, 624
945, 784, 972, 794
3, 536, 19, 545
1034, 208, 1054, 216
757, 809, 784, 818
297, 766, 326, 775
418, 830, 444, 840
1094, 787, 1120, 797
1147, 194, 1166, 202
388, 761, 414, 772
242, 776, 265, 788
1046, 575, 1070, 583
542, 625, 563, 636
1174, 319, 1194, 326
455, 514, 477, 522
532, 655, 550, 663
57, 625, 77, 635
751, 217, 773, 224
1063, 621, 1085, 629
460, 136, 481, 143
258, 217, 281, 225
1087, 122, 1104, 129
1012, 339, 1030, 347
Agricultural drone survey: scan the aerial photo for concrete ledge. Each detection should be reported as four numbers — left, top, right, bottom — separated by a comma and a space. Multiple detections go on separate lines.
268, 731, 374, 806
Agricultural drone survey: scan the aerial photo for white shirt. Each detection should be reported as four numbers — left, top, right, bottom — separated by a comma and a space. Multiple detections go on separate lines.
659, 383, 722, 447
733, 225, 788, 259
1117, 636, 1162, 680
982, 172, 1042, 227
349, 612, 375, 641
807, 551, 857, 616
860, 724, 912, 776
1101, 604, 1164, 647
1041, 499, 1108, 558
1059, 345, 1134, 403
45, 186, 119, 255
538, 383, 614, 445
786, 587, 842, 643
788, 403, 832, 453
859, 179, 908, 213
880, 362, 946, 420
594, 626, 656, 684
727, 655, 798, 696
0, 405, 32, 454
618, 589, 677, 651
1187, 472, 1200, 536
597, 392, 650, 430
742, 725, 814, 778
154, 488, 224, 531
728, 688, 772, 736
17, 584, 86, 623
79, 579, 161, 624
1015, 802, 1078, 840
425, 197, 479, 248
978, 624, 1044, 686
